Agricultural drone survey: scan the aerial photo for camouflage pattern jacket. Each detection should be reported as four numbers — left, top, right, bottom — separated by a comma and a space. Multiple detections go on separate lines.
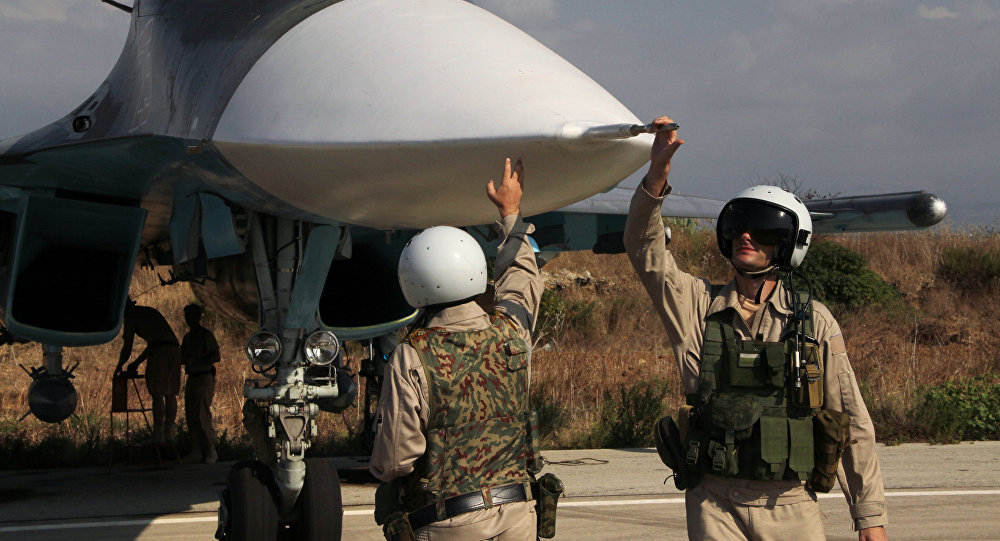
404, 312, 538, 506
370, 214, 542, 539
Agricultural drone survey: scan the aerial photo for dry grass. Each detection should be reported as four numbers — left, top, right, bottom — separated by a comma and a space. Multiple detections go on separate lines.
2, 227, 999, 463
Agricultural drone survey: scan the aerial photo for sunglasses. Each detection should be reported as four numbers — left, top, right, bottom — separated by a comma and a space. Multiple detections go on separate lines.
718, 201, 796, 246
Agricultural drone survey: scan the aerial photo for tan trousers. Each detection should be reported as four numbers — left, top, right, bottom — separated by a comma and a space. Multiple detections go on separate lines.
144, 344, 181, 396
143, 345, 180, 431
685, 475, 826, 541
415, 501, 536, 541
184, 373, 216, 451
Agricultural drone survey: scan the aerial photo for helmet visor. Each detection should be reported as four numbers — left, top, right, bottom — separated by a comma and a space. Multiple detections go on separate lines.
718, 200, 797, 246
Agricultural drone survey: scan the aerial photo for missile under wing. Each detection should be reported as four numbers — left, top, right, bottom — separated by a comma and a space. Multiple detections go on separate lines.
536, 185, 947, 253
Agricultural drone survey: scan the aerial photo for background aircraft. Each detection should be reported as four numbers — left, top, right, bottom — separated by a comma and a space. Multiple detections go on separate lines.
0, 1, 945, 540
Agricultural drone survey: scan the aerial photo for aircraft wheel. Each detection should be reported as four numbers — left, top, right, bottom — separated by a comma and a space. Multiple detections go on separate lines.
225, 461, 279, 541
296, 457, 343, 541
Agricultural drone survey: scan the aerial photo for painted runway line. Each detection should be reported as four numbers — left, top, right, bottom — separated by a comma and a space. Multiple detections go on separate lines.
3, 489, 999, 533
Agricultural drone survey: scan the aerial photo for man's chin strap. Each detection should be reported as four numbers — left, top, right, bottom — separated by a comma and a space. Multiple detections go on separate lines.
731, 262, 777, 303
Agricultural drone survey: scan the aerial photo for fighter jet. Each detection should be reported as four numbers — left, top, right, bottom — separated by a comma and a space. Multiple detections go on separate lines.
0, 1, 946, 539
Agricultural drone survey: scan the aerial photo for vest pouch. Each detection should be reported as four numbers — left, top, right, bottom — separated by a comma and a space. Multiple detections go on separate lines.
792, 342, 823, 409
653, 410, 701, 490
729, 341, 763, 388
759, 416, 789, 478
787, 417, 815, 480
764, 343, 786, 388
695, 394, 762, 477
705, 393, 762, 441
535, 473, 564, 538
806, 409, 854, 493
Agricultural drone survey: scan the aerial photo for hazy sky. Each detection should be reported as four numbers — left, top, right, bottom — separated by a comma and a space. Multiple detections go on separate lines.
1, 0, 997, 226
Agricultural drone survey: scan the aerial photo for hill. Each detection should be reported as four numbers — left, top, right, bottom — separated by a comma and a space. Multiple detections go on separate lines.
1, 225, 998, 467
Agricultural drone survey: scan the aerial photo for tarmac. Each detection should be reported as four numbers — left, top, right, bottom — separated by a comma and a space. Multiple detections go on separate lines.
1, 442, 999, 539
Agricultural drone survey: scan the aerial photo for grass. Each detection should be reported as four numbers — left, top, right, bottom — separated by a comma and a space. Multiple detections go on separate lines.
2, 226, 1000, 468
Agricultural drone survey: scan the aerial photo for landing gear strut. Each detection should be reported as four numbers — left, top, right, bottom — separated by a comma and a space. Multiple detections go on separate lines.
216, 216, 344, 541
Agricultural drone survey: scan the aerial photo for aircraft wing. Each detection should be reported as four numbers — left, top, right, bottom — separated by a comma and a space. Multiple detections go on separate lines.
524, 185, 947, 254
555, 185, 726, 219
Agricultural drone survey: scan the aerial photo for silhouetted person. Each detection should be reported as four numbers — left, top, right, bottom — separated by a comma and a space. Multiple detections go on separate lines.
180, 303, 221, 464
115, 298, 181, 445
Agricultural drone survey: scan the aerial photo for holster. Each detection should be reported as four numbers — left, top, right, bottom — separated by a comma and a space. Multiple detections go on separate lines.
534, 473, 564, 539
653, 406, 701, 490
806, 409, 855, 493
381, 511, 414, 541
375, 480, 414, 541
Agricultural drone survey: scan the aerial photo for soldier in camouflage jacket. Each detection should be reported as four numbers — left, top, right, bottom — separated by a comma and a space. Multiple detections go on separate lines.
370, 158, 544, 541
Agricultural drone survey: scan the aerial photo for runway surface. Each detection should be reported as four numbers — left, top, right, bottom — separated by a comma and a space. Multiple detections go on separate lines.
1, 442, 998, 539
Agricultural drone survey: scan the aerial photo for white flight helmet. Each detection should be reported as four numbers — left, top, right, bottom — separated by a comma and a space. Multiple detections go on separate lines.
716, 185, 813, 270
398, 226, 488, 308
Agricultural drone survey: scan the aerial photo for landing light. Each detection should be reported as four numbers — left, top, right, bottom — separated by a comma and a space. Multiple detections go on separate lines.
246, 332, 282, 368
304, 330, 340, 366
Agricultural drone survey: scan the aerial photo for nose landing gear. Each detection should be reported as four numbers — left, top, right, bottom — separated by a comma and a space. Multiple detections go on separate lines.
216, 217, 345, 541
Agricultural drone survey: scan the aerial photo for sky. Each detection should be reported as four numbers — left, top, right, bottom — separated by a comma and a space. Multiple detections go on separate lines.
1, 0, 997, 226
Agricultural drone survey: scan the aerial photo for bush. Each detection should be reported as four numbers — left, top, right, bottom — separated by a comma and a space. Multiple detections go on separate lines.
664, 217, 699, 238
592, 379, 670, 448
536, 289, 566, 341
913, 374, 1000, 442
796, 241, 901, 311
938, 247, 1000, 291
530, 381, 569, 446
565, 300, 598, 332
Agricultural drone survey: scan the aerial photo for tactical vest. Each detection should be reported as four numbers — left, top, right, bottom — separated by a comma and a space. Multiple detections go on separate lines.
684, 282, 823, 482
404, 312, 540, 509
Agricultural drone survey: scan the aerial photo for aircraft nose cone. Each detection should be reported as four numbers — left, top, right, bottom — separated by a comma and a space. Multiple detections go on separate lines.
215, 0, 652, 229
28, 376, 78, 423
907, 192, 948, 228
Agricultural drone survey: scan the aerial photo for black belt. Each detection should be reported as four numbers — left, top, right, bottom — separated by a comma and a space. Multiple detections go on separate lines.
186, 366, 216, 377
408, 482, 535, 531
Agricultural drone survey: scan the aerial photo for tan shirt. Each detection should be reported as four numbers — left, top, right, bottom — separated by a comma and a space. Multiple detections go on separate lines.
623, 183, 888, 531
181, 325, 221, 371
370, 215, 542, 538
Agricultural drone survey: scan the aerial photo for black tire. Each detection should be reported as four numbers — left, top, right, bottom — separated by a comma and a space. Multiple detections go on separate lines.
297, 457, 343, 541
227, 461, 279, 541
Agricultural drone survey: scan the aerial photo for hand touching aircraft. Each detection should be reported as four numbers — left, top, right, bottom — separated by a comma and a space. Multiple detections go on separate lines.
0, 1, 945, 539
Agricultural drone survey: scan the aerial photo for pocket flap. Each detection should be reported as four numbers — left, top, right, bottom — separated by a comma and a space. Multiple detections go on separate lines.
707, 393, 762, 433
759, 415, 789, 467
505, 338, 529, 370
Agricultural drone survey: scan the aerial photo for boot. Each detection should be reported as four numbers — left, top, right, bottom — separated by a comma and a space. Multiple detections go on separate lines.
204, 445, 218, 464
